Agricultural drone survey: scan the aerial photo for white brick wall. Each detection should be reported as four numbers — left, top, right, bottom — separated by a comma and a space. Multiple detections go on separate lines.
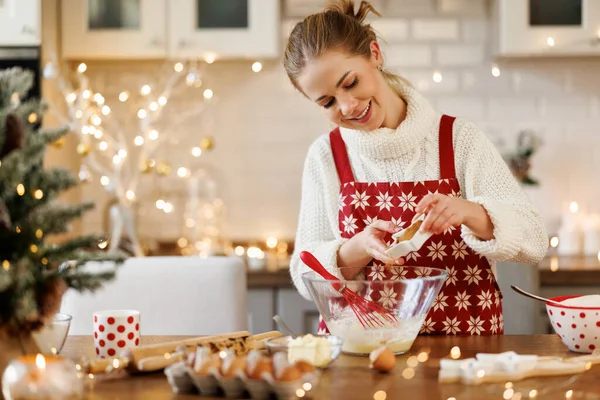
436, 44, 484, 66
438, 0, 487, 16
80, 0, 600, 241
385, 44, 432, 67
371, 19, 409, 41
411, 19, 459, 40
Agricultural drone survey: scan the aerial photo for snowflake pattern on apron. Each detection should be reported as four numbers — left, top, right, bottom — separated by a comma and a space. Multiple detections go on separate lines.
316, 115, 504, 336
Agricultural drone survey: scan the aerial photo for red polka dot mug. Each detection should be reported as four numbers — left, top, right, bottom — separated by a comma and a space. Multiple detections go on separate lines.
93, 310, 140, 358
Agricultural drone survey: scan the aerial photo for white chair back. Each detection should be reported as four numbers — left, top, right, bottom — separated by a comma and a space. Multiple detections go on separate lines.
60, 256, 247, 335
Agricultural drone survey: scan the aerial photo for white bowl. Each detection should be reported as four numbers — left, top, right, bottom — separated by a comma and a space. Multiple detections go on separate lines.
546, 295, 600, 353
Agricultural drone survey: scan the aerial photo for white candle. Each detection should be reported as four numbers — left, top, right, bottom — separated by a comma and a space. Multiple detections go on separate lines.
557, 201, 584, 256
1, 354, 84, 399
583, 214, 600, 256
247, 247, 266, 270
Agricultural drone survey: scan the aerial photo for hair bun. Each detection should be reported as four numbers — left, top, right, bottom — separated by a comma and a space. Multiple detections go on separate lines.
325, 0, 381, 24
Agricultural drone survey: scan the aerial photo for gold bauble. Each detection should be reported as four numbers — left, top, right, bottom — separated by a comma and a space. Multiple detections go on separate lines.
51, 137, 66, 149
76, 142, 91, 156
199, 136, 214, 151
140, 159, 156, 174
156, 161, 172, 176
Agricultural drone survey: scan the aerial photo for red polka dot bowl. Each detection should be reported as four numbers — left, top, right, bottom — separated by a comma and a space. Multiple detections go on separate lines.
93, 310, 140, 358
546, 296, 600, 353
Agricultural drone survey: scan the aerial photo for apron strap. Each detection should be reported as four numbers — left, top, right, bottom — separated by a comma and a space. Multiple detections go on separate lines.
439, 114, 457, 180
329, 127, 355, 185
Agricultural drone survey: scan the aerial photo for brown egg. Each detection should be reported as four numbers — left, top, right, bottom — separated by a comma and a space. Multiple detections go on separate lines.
369, 346, 396, 373
277, 365, 302, 382
247, 357, 273, 380
222, 356, 247, 378
294, 360, 316, 374
197, 354, 222, 376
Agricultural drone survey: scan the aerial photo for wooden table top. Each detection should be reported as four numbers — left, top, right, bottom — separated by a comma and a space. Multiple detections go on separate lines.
61, 334, 600, 400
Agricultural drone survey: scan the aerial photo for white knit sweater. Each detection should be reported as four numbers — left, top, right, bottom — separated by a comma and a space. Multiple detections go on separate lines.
290, 82, 549, 301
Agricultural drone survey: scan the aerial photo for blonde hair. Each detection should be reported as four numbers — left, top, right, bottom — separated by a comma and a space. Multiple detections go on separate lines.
283, 0, 409, 94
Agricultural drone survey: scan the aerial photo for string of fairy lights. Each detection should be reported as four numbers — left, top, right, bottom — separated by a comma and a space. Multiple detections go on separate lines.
39, 56, 269, 254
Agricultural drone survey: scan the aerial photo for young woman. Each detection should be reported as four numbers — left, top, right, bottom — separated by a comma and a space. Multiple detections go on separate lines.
285, 0, 548, 335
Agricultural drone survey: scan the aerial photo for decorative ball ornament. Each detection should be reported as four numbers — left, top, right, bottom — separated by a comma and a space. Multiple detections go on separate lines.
140, 159, 155, 174
51, 137, 66, 149
76, 142, 91, 157
156, 161, 172, 177
199, 136, 214, 151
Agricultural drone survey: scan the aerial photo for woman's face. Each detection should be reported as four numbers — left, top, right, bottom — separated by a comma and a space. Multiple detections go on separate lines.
297, 42, 388, 131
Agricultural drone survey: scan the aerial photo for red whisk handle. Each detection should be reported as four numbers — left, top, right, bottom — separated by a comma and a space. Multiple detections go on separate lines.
299, 251, 341, 282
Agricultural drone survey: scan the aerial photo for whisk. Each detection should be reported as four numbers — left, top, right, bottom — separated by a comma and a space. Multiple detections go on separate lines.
300, 251, 398, 329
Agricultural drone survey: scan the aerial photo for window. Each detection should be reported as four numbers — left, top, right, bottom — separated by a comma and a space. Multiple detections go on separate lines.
529, 0, 582, 26
196, 0, 248, 29
88, 0, 141, 30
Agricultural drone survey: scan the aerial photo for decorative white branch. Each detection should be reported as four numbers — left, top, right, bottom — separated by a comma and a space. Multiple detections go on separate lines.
42, 56, 217, 253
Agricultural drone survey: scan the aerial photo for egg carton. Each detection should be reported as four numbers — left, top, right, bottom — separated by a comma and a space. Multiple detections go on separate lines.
164, 351, 320, 400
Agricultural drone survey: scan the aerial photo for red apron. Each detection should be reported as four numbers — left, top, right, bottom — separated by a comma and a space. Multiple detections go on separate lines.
316, 115, 503, 336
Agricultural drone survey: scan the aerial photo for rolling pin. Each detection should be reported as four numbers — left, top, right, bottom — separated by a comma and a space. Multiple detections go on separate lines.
88, 330, 283, 374
129, 330, 253, 364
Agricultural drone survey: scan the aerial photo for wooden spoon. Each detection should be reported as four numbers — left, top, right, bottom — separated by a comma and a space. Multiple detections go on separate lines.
510, 285, 564, 307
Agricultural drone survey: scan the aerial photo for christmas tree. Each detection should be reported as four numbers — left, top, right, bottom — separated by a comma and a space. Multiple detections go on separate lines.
0, 67, 126, 337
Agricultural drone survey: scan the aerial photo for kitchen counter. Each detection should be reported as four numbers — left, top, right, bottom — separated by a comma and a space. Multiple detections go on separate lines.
538, 255, 600, 286
61, 334, 600, 400
247, 268, 292, 288
247, 255, 600, 288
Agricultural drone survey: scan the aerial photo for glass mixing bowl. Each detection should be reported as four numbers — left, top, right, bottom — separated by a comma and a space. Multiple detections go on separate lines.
302, 266, 447, 356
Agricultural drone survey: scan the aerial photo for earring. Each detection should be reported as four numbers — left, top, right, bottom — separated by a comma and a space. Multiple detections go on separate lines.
377, 64, 384, 72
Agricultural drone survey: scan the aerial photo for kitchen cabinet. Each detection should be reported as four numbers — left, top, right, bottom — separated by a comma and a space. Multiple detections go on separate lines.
0, 0, 41, 46
247, 289, 275, 334
495, 0, 600, 57
61, 0, 280, 60
169, 0, 280, 60
61, 0, 167, 59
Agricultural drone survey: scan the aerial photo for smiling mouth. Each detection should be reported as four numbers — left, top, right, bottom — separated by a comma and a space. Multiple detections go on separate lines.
350, 101, 371, 120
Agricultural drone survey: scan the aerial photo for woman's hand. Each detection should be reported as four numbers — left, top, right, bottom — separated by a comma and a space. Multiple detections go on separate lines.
415, 194, 494, 240
337, 220, 405, 279
358, 220, 406, 265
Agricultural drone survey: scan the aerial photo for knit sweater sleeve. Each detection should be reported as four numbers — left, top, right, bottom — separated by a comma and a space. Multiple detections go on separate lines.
289, 137, 348, 301
453, 119, 549, 263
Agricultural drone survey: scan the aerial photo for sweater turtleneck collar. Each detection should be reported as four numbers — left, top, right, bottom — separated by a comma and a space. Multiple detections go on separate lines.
339, 81, 440, 160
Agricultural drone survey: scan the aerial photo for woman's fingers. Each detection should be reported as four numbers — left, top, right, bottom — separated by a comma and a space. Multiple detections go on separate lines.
368, 248, 404, 265
369, 219, 402, 234
367, 236, 391, 255
421, 201, 448, 233
415, 194, 439, 215
428, 208, 454, 234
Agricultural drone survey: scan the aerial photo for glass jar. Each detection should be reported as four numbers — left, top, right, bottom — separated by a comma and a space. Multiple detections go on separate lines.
2, 354, 83, 399
31, 313, 72, 355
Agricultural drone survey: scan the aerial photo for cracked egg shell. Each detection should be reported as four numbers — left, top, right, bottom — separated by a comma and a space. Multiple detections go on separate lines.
369, 346, 395, 373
